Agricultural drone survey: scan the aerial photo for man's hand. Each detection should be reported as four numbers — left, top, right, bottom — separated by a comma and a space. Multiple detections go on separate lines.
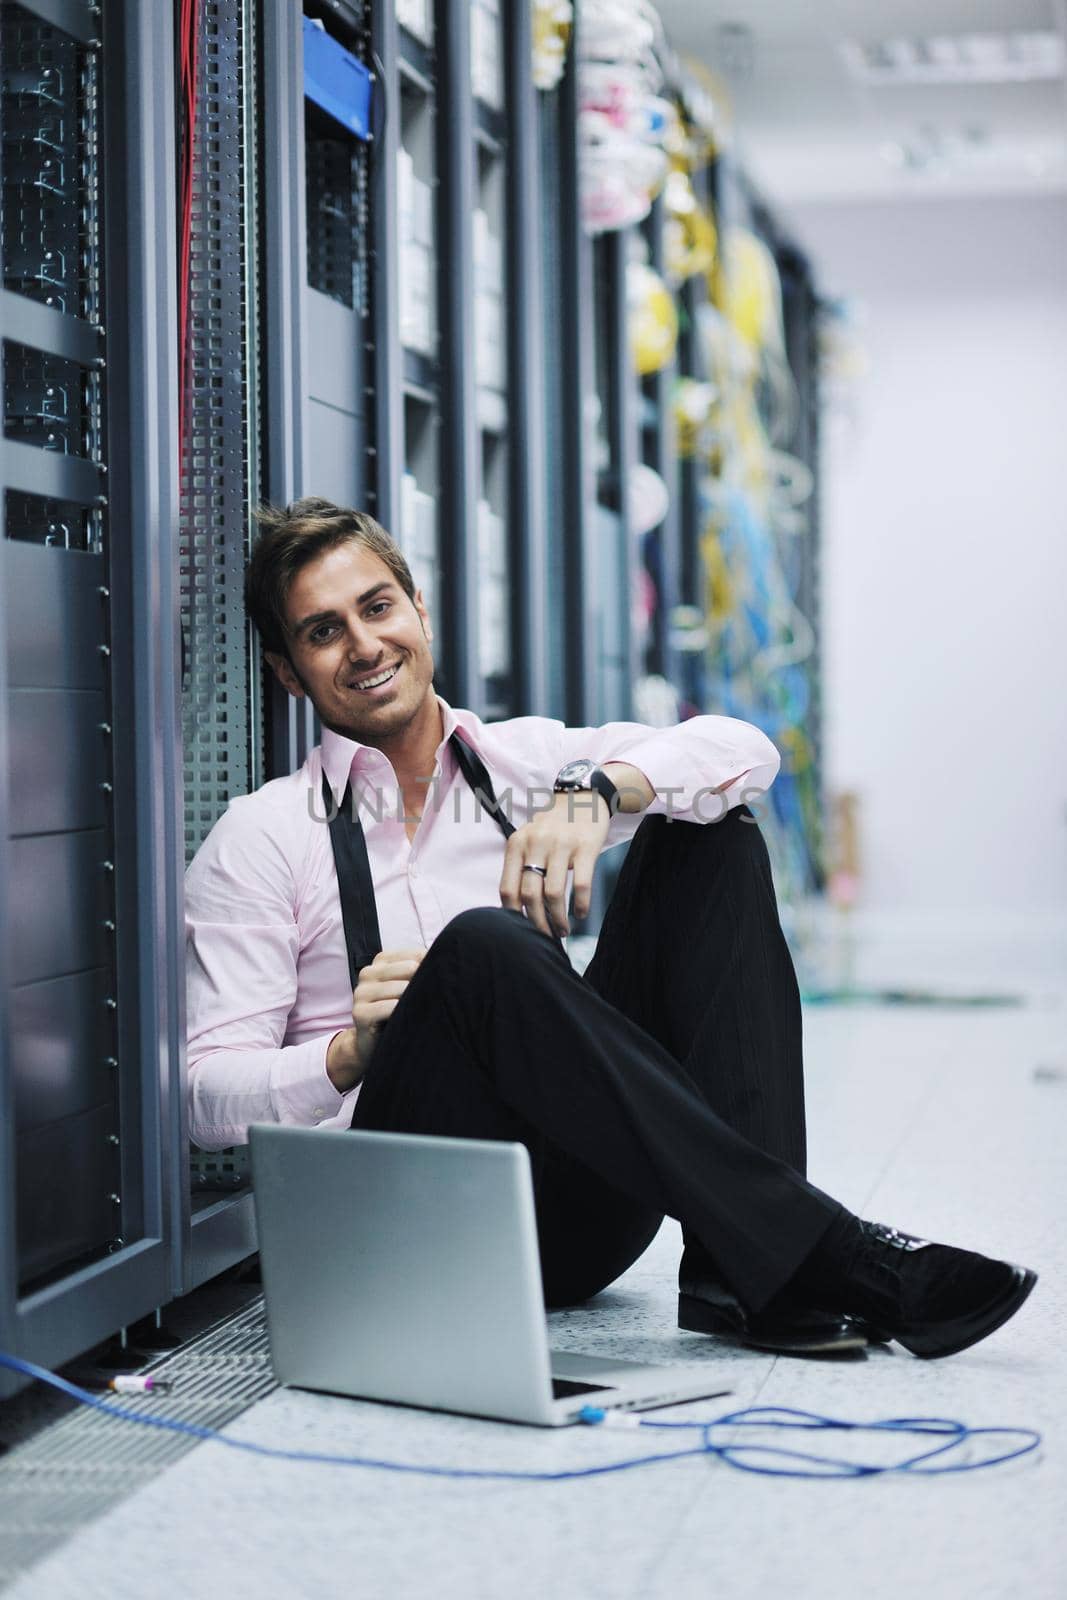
499, 791, 612, 940
326, 947, 426, 1093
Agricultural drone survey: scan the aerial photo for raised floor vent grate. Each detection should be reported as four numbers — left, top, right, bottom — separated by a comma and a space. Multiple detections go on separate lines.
0, 1298, 273, 1590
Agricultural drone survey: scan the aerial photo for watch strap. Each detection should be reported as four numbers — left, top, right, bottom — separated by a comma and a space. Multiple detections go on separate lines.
553, 762, 619, 813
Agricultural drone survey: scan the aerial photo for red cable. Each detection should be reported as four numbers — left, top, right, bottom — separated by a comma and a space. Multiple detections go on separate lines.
178, 0, 199, 474
178, 0, 186, 453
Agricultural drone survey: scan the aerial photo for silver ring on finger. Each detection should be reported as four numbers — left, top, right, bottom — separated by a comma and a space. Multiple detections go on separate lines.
521, 864, 548, 878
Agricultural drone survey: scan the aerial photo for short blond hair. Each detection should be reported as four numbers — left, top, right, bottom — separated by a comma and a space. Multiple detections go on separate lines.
245, 498, 415, 659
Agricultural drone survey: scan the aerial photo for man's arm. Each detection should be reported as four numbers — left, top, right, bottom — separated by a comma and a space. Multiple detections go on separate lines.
598, 761, 656, 812
185, 796, 349, 1150
558, 714, 781, 834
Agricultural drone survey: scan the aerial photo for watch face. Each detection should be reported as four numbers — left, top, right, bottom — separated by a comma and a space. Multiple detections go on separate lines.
556, 759, 596, 786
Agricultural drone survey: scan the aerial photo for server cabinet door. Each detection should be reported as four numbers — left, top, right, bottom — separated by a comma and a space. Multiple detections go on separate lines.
0, 0, 182, 1392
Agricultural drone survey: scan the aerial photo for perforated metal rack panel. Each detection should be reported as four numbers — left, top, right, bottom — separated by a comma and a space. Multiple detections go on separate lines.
181, 0, 262, 1193
0, 0, 123, 1288
179, 0, 259, 867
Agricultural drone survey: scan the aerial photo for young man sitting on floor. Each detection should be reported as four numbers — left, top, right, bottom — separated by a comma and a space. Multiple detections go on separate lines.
185, 499, 1037, 1361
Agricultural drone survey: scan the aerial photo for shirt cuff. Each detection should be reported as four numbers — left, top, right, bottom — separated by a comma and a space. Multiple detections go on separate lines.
604, 737, 771, 824
267, 1033, 347, 1126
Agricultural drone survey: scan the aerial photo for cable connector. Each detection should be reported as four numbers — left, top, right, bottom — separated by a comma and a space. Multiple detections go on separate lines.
107, 1375, 174, 1395
576, 1405, 643, 1429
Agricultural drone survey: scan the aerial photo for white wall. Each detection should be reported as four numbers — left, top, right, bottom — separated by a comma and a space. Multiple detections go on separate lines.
788, 195, 1067, 918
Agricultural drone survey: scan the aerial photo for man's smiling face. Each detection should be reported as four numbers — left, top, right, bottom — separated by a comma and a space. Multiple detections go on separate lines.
265, 540, 436, 746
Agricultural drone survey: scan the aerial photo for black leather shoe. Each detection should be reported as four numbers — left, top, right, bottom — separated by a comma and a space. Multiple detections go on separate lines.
834, 1221, 1038, 1360
678, 1283, 869, 1357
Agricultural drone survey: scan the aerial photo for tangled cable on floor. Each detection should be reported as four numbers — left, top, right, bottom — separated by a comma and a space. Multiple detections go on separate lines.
0, 1351, 1040, 1482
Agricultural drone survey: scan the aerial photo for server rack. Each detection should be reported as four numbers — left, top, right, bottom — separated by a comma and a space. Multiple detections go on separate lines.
591, 229, 638, 725
261, 0, 316, 774
435, 2, 480, 708
639, 193, 681, 693
775, 241, 824, 889
387, 8, 445, 688
534, 68, 569, 724
547, 21, 597, 729
502, 0, 548, 716
674, 155, 715, 718
179, 0, 263, 1277
698, 155, 825, 896
469, 2, 511, 719
0, 0, 184, 1394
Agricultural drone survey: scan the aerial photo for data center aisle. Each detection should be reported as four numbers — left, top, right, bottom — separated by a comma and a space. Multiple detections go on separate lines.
4, 929, 1064, 1600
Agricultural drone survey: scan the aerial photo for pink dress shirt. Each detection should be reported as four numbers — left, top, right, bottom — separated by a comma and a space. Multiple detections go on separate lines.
185, 696, 780, 1150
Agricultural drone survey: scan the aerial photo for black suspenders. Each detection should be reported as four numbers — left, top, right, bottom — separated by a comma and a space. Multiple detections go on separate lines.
323, 731, 518, 989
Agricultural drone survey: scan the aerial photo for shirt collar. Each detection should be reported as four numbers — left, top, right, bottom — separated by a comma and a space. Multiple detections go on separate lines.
318, 694, 485, 799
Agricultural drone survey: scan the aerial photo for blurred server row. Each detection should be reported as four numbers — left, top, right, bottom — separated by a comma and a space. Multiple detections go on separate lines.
0, 0, 825, 1389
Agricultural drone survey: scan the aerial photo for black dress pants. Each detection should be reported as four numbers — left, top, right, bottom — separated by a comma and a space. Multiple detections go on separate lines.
350, 806, 845, 1314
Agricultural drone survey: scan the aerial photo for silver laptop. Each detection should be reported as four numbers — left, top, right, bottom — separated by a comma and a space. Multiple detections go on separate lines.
249, 1125, 730, 1427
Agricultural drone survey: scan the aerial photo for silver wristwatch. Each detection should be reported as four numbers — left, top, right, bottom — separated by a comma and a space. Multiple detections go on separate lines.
552, 759, 620, 813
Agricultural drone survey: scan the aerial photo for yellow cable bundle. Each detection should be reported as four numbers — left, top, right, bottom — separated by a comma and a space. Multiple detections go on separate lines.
699, 521, 733, 629
662, 169, 717, 286
627, 261, 679, 376
531, 0, 572, 92
675, 56, 733, 169
672, 376, 717, 459
776, 724, 812, 778
731, 388, 772, 507
721, 226, 785, 356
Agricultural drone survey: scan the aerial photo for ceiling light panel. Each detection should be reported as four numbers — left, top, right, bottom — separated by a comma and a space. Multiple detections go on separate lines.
841, 30, 1065, 86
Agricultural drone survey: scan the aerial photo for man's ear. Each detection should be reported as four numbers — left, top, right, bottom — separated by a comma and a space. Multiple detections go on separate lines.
264, 649, 306, 700
415, 589, 433, 643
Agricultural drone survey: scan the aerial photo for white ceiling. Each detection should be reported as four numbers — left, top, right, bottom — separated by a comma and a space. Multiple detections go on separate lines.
654, 0, 1067, 204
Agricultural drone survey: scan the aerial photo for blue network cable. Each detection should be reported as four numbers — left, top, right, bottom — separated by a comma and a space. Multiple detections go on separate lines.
0, 1351, 1040, 1482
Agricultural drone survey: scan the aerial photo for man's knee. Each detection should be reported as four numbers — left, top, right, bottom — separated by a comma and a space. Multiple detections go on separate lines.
436, 905, 530, 955
663, 803, 767, 858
